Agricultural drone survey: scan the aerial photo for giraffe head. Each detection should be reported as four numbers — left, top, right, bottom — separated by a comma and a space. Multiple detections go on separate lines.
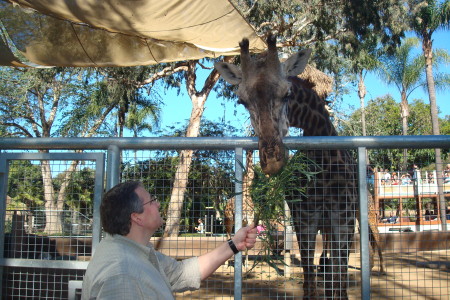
215, 35, 311, 175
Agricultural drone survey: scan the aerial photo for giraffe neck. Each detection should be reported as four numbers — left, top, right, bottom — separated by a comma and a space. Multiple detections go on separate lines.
287, 77, 337, 137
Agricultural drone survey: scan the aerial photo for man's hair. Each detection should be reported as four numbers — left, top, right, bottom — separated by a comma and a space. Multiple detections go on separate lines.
100, 181, 144, 235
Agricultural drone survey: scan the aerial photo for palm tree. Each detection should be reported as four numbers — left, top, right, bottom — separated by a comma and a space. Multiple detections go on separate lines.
377, 37, 425, 170
353, 42, 383, 137
102, 66, 160, 137
379, 38, 425, 137
124, 100, 160, 162
410, 0, 450, 230
124, 100, 160, 137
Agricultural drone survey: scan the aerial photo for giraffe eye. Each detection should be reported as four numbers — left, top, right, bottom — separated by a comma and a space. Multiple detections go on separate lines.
283, 89, 292, 102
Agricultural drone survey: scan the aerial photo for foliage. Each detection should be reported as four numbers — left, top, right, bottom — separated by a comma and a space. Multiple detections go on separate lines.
0, 67, 97, 137
0, 66, 163, 138
228, 0, 407, 104
249, 152, 319, 261
377, 37, 425, 95
96, 67, 162, 137
232, 0, 406, 50
409, 0, 450, 35
122, 153, 235, 234
56, 166, 96, 218
340, 95, 400, 136
121, 120, 239, 233
7, 160, 44, 210
441, 115, 450, 135
339, 94, 447, 170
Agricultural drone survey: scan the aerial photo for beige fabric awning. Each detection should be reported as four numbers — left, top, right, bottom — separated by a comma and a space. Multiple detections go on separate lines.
0, 0, 266, 67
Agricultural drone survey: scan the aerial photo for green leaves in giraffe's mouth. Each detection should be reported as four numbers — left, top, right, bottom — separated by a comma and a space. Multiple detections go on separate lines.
250, 151, 321, 227
243, 151, 321, 273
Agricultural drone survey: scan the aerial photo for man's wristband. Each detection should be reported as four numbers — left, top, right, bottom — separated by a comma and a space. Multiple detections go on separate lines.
227, 239, 239, 255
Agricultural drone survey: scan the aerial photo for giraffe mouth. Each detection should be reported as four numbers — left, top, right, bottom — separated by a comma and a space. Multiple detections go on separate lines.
258, 139, 287, 175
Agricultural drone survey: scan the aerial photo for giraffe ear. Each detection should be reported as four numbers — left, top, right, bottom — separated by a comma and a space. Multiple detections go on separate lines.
283, 49, 312, 77
215, 62, 242, 85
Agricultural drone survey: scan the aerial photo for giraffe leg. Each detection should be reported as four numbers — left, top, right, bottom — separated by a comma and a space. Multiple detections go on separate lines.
367, 194, 386, 274
368, 225, 386, 274
317, 233, 332, 276
326, 219, 354, 299
299, 231, 320, 299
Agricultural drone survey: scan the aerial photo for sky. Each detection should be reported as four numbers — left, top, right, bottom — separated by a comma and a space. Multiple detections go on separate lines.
148, 31, 450, 137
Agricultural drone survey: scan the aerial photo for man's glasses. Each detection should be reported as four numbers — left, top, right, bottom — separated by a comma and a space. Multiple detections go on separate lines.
142, 195, 158, 206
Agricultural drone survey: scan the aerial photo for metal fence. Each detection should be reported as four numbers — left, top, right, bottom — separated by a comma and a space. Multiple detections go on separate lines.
0, 135, 449, 299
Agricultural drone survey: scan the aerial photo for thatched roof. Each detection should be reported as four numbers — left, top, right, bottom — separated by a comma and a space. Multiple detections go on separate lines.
298, 65, 333, 100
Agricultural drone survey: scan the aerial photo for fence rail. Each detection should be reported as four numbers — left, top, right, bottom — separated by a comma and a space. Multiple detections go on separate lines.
1, 135, 449, 150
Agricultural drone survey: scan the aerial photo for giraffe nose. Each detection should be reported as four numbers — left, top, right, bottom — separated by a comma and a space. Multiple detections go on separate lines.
258, 139, 287, 175
261, 158, 285, 175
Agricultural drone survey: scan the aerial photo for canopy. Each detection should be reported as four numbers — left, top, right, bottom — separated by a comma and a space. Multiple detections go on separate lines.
0, 0, 266, 67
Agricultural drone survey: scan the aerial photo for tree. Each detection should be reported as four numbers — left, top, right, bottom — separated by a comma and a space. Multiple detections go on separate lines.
95, 60, 215, 237
378, 38, 425, 137
340, 94, 445, 169
7, 161, 44, 230
409, 0, 450, 229
162, 67, 233, 237
353, 41, 382, 137
232, 0, 405, 49
377, 37, 425, 170
441, 115, 450, 135
0, 67, 121, 233
121, 120, 238, 235
98, 67, 161, 137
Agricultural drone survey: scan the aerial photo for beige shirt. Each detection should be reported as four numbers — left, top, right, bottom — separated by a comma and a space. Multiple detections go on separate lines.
82, 234, 201, 300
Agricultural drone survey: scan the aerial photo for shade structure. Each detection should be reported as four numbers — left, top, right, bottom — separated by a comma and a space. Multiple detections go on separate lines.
0, 0, 266, 67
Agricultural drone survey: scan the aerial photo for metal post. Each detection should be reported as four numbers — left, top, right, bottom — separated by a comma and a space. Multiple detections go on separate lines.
234, 147, 244, 300
91, 153, 106, 252
358, 147, 371, 299
106, 145, 121, 190
210, 215, 214, 234
0, 155, 9, 300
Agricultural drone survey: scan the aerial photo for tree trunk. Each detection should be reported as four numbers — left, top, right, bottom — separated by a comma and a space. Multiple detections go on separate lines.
400, 90, 409, 172
164, 96, 205, 237
42, 156, 80, 234
163, 60, 222, 237
358, 71, 372, 165
55, 160, 80, 233
357, 71, 367, 137
422, 36, 446, 231
41, 156, 59, 234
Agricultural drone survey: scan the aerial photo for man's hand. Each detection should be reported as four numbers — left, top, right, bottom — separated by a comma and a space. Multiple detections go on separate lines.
232, 224, 257, 252
198, 223, 258, 280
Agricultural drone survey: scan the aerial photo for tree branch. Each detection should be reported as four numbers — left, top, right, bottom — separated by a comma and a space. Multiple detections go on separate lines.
138, 62, 189, 87
200, 56, 234, 95
82, 104, 116, 137
185, 61, 198, 98
0, 122, 34, 137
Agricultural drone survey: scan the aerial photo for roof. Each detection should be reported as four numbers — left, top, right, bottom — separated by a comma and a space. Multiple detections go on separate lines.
0, 0, 266, 67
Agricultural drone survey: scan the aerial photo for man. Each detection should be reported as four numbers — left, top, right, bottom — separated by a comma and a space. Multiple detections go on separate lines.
82, 181, 257, 299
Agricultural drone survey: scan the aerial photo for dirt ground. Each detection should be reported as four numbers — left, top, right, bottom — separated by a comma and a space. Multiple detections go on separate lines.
169, 237, 450, 300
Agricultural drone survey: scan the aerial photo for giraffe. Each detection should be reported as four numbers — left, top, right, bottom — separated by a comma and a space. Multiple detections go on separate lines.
216, 34, 384, 299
